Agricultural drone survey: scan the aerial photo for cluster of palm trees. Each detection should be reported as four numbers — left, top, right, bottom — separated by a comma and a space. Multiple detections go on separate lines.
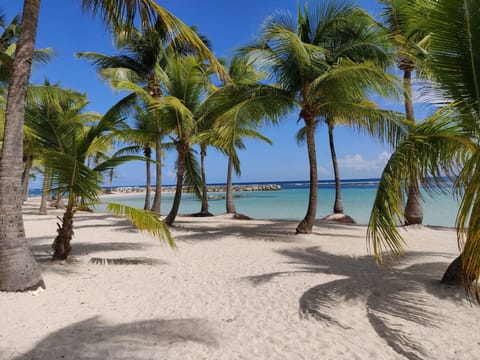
1, 0, 480, 302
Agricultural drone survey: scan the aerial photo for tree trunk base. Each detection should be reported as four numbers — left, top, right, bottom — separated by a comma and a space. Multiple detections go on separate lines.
233, 213, 252, 220
440, 254, 471, 286
322, 213, 356, 224
185, 211, 214, 217
0, 247, 45, 291
296, 219, 313, 234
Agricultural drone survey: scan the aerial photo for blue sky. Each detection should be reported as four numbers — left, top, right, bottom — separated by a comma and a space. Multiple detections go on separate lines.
3, 1, 432, 187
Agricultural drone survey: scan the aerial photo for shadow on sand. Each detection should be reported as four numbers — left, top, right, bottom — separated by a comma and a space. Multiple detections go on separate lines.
243, 246, 464, 360
12, 317, 219, 360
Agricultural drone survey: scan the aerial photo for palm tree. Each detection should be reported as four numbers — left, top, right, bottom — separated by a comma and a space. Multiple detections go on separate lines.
26, 86, 173, 260
0, 0, 222, 292
379, 0, 432, 225
367, 0, 480, 300
160, 56, 208, 225
200, 55, 290, 215
244, 0, 398, 233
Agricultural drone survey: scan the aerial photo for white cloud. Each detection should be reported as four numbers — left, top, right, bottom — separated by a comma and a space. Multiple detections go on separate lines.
167, 170, 176, 178
337, 152, 391, 176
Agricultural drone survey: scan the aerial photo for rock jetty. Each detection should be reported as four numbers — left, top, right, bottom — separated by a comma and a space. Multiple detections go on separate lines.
111, 184, 282, 194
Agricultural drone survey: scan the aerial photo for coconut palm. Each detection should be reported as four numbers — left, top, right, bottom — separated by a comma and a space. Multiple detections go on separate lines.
244, 0, 398, 233
159, 56, 209, 225
26, 86, 173, 260
200, 55, 290, 215
0, 0, 223, 292
367, 0, 480, 300
379, 0, 432, 225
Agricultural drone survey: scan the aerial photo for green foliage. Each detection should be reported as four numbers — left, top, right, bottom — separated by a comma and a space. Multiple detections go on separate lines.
106, 202, 174, 248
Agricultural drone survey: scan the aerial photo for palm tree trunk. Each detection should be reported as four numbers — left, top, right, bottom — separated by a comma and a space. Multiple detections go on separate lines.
404, 176, 423, 224
200, 145, 210, 214
296, 116, 318, 234
328, 122, 343, 214
22, 156, 33, 202
143, 146, 152, 210
0, 0, 44, 291
441, 254, 464, 285
164, 143, 186, 225
403, 68, 423, 224
226, 156, 237, 214
52, 200, 74, 261
151, 133, 162, 214
39, 167, 50, 215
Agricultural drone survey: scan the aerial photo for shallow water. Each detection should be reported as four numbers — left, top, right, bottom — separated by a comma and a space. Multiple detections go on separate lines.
97, 180, 460, 227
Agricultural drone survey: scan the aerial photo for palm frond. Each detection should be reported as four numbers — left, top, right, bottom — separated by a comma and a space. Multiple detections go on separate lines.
106, 202, 174, 248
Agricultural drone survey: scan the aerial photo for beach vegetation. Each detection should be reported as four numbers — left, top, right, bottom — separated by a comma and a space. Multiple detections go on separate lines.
243, 0, 400, 233
379, 0, 432, 225
0, 0, 222, 291
368, 0, 480, 300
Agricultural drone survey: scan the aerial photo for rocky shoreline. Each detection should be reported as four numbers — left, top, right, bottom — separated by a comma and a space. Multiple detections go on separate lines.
109, 184, 282, 194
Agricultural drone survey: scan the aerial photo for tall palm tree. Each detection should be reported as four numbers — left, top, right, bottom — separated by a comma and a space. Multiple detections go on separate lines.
379, 0, 432, 225
0, 0, 222, 292
160, 56, 208, 225
368, 0, 480, 300
200, 55, 290, 215
244, 0, 398, 233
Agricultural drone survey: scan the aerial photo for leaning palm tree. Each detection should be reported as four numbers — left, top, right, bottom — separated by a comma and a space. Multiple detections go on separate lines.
379, 0, 432, 225
368, 0, 480, 300
244, 0, 398, 233
0, 0, 223, 292
26, 86, 173, 260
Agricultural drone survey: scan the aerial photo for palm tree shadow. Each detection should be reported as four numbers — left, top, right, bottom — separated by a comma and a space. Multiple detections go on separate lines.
13, 316, 219, 360
244, 247, 462, 360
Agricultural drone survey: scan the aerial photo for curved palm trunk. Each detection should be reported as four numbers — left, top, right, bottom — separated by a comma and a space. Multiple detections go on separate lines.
403, 68, 423, 225
199, 145, 211, 215
328, 122, 343, 214
22, 156, 33, 202
164, 142, 186, 225
296, 116, 318, 234
143, 146, 152, 210
226, 156, 236, 214
0, 0, 44, 291
150, 134, 162, 215
39, 167, 50, 215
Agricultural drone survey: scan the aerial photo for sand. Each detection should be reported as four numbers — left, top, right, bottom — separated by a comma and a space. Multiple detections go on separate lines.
1, 199, 479, 360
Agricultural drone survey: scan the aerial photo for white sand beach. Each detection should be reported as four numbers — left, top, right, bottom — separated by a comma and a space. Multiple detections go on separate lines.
1, 199, 479, 360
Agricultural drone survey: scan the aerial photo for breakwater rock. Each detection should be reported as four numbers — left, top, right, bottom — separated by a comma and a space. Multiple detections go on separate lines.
111, 184, 282, 194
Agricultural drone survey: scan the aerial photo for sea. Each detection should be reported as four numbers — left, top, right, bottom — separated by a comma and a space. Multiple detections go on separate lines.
29, 179, 460, 227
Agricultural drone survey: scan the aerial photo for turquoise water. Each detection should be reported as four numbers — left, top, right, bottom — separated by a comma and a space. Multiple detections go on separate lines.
99, 180, 460, 227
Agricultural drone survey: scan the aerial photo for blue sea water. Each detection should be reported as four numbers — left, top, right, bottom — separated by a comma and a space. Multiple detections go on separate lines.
84, 179, 460, 227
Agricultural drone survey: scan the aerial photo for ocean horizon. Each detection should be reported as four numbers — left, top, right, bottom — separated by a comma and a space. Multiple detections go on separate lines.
29, 178, 460, 227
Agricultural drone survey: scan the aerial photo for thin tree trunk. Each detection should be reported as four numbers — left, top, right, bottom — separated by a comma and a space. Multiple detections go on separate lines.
199, 145, 211, 215
143, 146, 151, 210
296, 115, 318, 234
22, 156, 33, 202
0, 0, 44, 291
403, 68, 423, 225
151, 133, 162, 214
164, 143, 186, 225
328, 122, 343, 214
39, 167, 49, 215
226, 156, 236, 214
